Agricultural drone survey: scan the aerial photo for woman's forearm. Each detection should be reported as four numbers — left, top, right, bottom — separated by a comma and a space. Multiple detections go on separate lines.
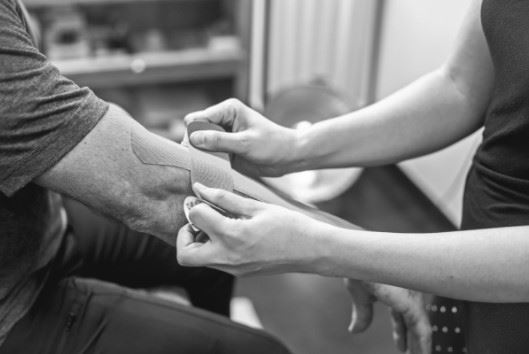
309, 225, 529, 303
293, 68, 487, 170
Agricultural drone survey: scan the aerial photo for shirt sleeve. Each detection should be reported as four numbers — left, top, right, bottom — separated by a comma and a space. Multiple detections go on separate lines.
0, 0, 109, 196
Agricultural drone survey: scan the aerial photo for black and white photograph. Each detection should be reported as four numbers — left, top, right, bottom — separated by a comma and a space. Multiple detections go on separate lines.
0, 0, 525, 353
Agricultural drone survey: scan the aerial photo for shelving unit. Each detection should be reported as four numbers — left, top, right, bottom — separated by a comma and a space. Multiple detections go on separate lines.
53, 47, 244, 89
25, 0, 251, 134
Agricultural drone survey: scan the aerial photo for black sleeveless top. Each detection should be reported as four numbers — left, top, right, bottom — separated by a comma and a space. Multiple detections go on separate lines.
461, 0, 529, 352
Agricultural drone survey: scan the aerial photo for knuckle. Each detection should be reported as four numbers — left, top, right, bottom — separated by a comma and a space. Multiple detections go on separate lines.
209, 189, 224, 203
225, 98, 243, 118
225, 98, 241, 108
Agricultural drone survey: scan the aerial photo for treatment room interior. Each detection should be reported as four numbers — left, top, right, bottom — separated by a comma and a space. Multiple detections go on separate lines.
24, 0, 474, 353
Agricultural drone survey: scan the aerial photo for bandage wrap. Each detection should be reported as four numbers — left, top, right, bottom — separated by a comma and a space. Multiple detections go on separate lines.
185, 122, 234, 192
132, 120, 368, 320
131, 125, 191, 169
131, 120, 358, 229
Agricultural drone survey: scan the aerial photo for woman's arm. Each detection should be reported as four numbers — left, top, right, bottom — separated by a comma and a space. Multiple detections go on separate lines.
296, 0, 493, 169
178, 185, 529, 303
186, 0, 493, 173
316, 226, 529, 303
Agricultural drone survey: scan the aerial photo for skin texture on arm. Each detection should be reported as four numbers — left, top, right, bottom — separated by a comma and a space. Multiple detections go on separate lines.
320, 226, 529, 303
36, 103, 192, 244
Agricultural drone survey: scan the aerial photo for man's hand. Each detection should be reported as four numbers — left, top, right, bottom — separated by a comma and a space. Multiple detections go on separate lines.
176, 183, 326, 275
345, 279, 376, 333
350, 281, 431, 354
185, 99, 298, 178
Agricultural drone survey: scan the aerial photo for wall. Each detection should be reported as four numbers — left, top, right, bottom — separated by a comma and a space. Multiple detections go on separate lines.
265, 0, 380, 107
376, 0, 479, 225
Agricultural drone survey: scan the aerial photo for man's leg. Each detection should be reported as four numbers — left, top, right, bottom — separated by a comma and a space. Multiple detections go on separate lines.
0, 277, 290, 354
61, 198, 233, 316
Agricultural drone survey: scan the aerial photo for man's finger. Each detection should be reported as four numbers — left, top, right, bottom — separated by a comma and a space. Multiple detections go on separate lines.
407, 324, 432, 354
189, 130, 247, 154
185, 98, 244, 128
193, 183, 262, 216
405, 313, 432, 354
176, 224, 213, 267
345, 279, 375, 333
390, 309, 408, 353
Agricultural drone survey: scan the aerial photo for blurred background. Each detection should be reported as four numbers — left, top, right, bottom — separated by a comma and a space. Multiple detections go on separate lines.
25, 0, 475, 352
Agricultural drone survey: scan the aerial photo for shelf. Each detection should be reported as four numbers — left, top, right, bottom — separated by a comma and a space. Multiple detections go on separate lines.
53, 48, 244, 88
23, 0, 210, 8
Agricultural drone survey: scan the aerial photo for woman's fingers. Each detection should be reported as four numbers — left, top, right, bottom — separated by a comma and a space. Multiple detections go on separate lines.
176, 224, 214, 267
187, 201, 228, 238
185, 98, 246, 129
189, 130, 247, 154
193, 183, 262, 217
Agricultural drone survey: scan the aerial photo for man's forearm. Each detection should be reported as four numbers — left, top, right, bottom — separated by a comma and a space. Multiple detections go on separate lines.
310, 225, 529, 303
37, 104, 192, 244
293, 68, 485, 171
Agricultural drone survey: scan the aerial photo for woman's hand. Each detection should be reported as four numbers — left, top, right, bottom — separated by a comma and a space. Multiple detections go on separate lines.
185, 99, 299, 177
176, 183, 327, 275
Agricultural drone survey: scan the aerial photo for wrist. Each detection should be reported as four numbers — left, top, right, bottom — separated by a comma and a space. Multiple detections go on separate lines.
293, 219, 340, 274
272, 126, 306, 174
307, 226, 375, 278
287, 127, 313, 173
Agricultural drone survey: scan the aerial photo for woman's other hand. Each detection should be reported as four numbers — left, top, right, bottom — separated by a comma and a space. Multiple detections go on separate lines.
176, 183, 326, 275
185, 99, 300, 177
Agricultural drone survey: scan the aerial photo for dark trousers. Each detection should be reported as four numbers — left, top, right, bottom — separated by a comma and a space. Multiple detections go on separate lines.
0, 200, 290, 354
